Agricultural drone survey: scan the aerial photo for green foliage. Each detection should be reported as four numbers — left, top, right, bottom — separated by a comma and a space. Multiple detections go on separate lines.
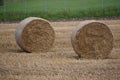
0, 0, 4, 6
0, 0, 120, 21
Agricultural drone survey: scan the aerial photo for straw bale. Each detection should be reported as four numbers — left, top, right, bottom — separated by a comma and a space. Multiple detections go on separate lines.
15, 17, 55, 53
71, 20, 113, 59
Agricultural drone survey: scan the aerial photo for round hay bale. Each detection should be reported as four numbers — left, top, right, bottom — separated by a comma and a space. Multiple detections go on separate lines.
15, 17, 55, 53
71, 20, 113, 59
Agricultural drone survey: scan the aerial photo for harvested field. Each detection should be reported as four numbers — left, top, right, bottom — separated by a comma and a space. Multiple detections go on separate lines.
0, 20, 120, 80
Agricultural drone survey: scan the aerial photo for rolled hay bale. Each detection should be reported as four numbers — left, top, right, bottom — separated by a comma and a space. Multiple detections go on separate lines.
15, 17, 55, 53
71, 20, 113, 59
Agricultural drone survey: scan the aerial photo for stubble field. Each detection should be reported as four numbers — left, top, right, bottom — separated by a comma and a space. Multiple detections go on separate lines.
0, 20, 120, 80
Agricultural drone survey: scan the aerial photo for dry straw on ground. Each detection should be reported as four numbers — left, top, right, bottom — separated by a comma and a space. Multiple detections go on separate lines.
15, 17, 55, 53
71, 20, 113, 59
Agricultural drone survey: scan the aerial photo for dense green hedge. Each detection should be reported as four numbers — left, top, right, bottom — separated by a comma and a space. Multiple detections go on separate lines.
0, 7, 120, 22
